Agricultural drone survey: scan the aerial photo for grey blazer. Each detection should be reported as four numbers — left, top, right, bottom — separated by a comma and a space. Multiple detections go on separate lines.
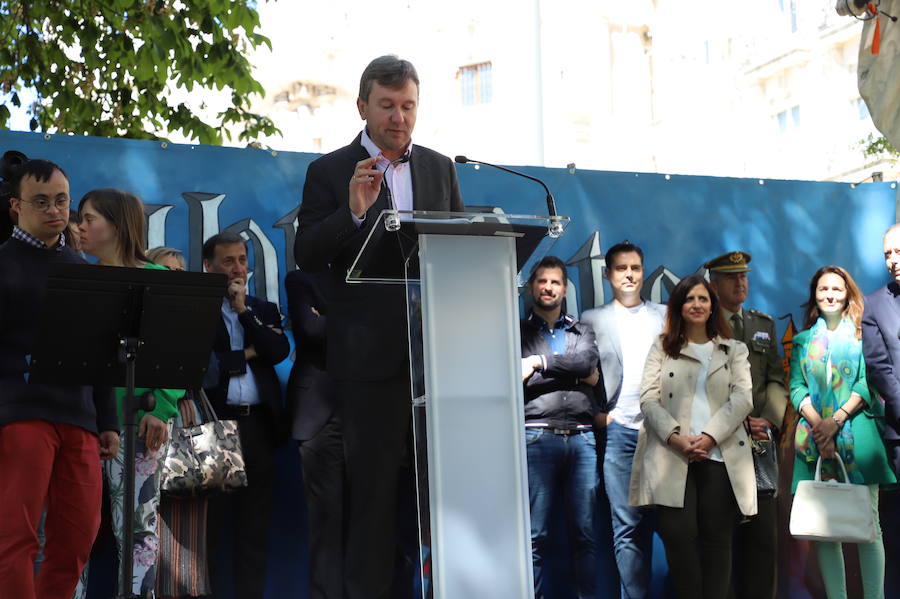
580, 300, 667, 412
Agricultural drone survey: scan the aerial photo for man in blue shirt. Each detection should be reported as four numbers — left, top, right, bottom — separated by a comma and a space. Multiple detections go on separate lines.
202, 232, 290, 599
520, 255, 602, 599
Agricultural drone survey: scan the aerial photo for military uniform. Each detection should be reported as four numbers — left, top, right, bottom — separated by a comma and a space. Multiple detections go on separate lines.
705, 251, 788, 599
728, 308, 788, 428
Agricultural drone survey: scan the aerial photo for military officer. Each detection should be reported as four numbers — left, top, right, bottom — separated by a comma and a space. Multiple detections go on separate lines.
705, 250, 788, 599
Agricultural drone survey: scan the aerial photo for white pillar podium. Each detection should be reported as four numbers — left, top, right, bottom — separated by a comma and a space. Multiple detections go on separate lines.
348, 210, 568, 599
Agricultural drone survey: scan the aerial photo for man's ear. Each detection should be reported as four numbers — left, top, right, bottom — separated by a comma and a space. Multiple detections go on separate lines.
357, 97, 367, 120
8, 198, 20, 217
202, 259, 211, 273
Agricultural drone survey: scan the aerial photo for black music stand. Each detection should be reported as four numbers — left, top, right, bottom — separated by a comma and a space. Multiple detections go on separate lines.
29, 263, 226, 599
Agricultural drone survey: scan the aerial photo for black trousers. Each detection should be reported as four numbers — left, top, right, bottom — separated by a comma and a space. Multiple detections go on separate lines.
207, 406, 278, 599
657, 460, 740, 599
337, 375, 418, 599
731, 493, 777, 599
299, 411, 345, 599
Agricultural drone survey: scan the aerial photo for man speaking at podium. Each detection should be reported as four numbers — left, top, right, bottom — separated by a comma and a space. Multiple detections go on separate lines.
295, 55, 463, 598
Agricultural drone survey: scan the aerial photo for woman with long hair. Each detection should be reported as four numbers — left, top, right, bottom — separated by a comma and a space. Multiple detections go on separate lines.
790, 265, 895, 598
144, 245, 211, 599
630, 274, 755, 599
75, 189, 184, 598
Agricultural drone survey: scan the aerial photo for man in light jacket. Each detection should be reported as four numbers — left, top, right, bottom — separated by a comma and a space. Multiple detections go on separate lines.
580, 241, 665, 599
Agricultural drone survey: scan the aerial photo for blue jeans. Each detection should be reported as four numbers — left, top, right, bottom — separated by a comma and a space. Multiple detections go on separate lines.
526, 428, 598, 599
604, 421, 654, 599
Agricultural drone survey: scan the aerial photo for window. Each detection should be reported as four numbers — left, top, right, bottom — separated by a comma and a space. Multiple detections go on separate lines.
777, 111, 787, 132
776, 105, 801, 133
458, 62, 492, 106
779, 0, 799, 33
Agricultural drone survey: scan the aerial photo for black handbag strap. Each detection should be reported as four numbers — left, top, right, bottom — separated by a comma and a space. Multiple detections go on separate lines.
743, 420, 774, 452
194, 388, 221, 423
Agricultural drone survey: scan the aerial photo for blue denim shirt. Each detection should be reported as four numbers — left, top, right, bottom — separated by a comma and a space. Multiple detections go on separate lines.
221, 298, 262, 406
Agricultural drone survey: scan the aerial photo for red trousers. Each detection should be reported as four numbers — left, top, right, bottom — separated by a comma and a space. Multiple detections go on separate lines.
0, 420, 102, 599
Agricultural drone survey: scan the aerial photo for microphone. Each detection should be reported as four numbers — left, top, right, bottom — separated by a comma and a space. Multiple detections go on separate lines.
382, 155, 410, 208
455, 155, 564, 238
381, 154, 409, 232
454, 155, 558, 218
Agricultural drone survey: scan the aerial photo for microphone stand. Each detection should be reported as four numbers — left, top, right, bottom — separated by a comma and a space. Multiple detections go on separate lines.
454, 155, 564, 238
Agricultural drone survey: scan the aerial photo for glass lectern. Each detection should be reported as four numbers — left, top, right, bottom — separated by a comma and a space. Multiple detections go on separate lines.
347, 210, 569, 599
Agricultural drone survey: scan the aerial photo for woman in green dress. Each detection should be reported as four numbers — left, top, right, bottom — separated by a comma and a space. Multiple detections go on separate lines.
74, 189, 184, 598
790, 265, 896, 599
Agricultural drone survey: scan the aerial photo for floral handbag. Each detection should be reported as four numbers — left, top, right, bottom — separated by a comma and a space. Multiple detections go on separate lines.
160, 389, 248, 495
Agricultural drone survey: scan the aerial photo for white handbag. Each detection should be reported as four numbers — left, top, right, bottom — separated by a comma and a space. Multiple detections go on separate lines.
789, 455, 876, 543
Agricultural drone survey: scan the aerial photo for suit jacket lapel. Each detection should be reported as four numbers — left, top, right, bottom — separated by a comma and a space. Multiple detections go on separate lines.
603, 305, 623, 366
740, 310, 751, 344
708, 341, 728, 376
885, 283, 900, 325
410, 146, 424, 211
679, 342, 701, 363
679, 339, 727, 376
215, 307, 230, 352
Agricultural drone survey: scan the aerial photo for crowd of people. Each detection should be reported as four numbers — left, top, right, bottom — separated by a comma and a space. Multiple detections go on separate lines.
525, 241, 900, 599
1, 53, 900, 599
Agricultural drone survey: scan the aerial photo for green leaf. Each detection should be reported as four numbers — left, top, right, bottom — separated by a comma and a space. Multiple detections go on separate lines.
0, 0, 278, 145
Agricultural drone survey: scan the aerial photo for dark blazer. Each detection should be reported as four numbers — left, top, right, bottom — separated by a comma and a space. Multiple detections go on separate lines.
285, 269, 335, 441
862, 282, 900, 451
204, 294, 290, 439
294, 134, 464, 382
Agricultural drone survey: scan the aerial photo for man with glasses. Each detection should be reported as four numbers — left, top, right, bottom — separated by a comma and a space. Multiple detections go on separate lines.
0, 158, 119, 599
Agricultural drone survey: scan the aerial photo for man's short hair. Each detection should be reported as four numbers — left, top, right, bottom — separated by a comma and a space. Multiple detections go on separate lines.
358, 55, 420, 102
8, 157, 68, 199
202, 231, 245, 262
527, 255, 568, 287
604, 241, 644, 271
885, 223, 900, 240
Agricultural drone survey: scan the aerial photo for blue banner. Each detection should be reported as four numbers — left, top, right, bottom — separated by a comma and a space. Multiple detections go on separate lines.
3, 131, 894, 324
2, 130, 898, 598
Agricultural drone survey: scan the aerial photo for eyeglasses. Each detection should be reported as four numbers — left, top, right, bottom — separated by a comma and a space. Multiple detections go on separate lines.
18, 197, 71, 213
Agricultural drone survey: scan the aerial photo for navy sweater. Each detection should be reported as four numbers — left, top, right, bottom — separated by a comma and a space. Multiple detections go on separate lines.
0, 238, 117, 434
